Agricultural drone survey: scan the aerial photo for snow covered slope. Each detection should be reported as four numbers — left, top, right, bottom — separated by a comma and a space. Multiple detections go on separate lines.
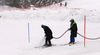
0, 0, 100, 55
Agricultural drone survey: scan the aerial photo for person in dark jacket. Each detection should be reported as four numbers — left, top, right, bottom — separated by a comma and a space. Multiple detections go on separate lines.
68, 19, 78, 44
41, 25, 53, 46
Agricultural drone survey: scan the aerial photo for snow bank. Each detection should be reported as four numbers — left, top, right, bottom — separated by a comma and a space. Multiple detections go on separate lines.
0, 6, 100, 22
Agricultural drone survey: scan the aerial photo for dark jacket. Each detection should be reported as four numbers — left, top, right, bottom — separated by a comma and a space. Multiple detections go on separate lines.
70, 21, 78, 37
42, 25, 53, 39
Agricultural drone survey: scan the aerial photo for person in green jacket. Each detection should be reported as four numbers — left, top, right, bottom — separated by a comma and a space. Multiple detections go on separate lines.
68, 19, 78, 44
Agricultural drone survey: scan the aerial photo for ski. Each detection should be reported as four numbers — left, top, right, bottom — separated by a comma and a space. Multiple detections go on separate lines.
59, 43, 69, 46
69, 43, 74, 46
59, 41, 79, 46
34, 46, 47, 49
34, 44, 56, 49
34, 41, 79, 48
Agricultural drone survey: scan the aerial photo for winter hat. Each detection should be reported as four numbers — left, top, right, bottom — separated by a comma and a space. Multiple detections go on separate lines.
41, 25, 46, 29
70, 19, 74, 22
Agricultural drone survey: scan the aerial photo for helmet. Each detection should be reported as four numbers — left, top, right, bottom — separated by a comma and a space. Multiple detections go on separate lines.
41, 25, 46, 29
70, 19, 74, 22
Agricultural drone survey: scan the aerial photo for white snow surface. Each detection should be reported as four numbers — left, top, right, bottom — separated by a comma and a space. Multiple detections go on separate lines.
0, 0, 100, 55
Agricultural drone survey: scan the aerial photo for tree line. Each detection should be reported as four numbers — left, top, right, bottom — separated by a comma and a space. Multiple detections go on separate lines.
0, 0, 64, 8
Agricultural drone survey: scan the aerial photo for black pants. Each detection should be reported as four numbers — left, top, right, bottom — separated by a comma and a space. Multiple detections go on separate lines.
45, 38, 51, 45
